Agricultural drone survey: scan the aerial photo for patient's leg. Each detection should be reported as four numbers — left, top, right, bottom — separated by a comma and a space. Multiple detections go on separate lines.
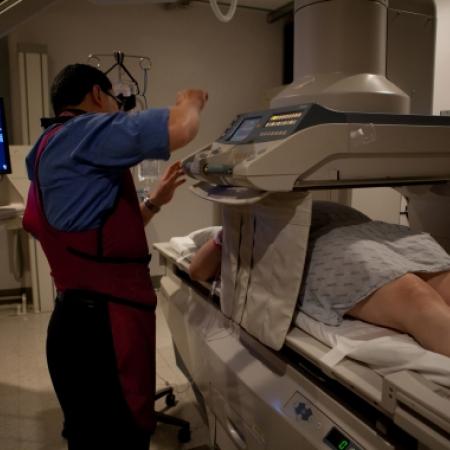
417, 271, 450, 306
348, 273, 450, 357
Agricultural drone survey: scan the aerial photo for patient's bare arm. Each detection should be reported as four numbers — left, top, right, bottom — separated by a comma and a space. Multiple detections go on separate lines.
189, 238, 222, 281
348, 272, 450, 357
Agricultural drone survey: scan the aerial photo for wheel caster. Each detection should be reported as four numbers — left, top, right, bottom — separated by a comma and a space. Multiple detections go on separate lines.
178, 426, 191, 443
166, 392, 176, 407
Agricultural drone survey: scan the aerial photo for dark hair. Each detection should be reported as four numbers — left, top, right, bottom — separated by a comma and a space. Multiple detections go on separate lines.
50, 63, 112, 115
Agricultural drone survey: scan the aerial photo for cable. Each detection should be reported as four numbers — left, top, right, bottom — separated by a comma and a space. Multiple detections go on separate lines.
209, 0, 238, 22
140, 65, 149, 109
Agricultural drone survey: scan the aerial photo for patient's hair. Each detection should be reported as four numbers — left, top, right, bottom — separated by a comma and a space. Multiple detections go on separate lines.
51, 64, 112, 115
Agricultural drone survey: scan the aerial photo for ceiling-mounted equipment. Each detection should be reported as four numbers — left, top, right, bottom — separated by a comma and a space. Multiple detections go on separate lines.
209, 0, 238, 22
273, 0, 410, 114
88, 0, 239, 22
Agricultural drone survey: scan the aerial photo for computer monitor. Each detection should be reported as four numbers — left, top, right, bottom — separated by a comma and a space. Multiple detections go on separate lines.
0, 98, 11, 174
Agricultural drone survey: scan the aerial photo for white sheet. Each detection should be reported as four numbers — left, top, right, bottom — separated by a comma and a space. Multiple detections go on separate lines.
188, 226, 222, 248
168, 226, 222, 263
168, 236, 196, 261
222, 193, 312, 350
294, 311, 450, 387
0, 203, 24, 219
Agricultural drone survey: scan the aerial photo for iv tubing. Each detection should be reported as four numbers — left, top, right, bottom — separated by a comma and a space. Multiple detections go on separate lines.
209, 0, 238, 23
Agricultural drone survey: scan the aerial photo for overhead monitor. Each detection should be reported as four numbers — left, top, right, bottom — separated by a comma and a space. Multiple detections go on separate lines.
0, 98, 11, 174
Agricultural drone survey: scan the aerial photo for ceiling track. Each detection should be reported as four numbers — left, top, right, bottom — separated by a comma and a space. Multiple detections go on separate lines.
169, 0, 294, 22
0, 0, 24, 15
192, 0, 292, 14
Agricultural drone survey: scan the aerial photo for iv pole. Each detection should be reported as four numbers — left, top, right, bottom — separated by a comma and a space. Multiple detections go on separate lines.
87, 51, 152, 109
88, 51, 160, 191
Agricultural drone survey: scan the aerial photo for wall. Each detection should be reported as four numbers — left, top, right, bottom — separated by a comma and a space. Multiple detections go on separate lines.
387, 2, 436, 115
0, 228, 22, 291
6, 0, 283, 274
350, 2, 437, 224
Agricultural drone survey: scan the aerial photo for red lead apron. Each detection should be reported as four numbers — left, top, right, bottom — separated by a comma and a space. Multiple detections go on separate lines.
23, 121, 158, 431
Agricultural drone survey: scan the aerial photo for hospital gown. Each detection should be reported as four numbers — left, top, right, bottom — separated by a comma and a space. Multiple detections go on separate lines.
299, 201, 450, 326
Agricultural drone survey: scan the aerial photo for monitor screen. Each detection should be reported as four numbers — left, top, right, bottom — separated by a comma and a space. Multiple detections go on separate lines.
0, 98, 11, 174
229, 117, 260, 142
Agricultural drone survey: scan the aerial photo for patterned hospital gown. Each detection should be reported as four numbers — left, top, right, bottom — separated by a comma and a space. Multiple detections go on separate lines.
299, 201, 450, 325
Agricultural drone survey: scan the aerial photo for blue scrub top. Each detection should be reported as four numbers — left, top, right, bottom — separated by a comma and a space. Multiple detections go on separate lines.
26, 108, 170, 232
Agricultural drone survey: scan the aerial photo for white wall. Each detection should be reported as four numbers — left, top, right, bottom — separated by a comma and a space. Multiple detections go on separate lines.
0, 229, 21, 290
434, 0, 450, 115
6, 0, 283, 274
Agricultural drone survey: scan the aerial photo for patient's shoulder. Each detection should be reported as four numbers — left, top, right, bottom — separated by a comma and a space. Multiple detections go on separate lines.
311, 201, 371, 232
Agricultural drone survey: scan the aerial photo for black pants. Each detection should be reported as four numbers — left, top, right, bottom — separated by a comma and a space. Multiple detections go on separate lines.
47, 293, 151, 450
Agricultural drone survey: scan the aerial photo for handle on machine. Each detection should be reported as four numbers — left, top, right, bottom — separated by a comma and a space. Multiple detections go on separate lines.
226, 417, 247, 449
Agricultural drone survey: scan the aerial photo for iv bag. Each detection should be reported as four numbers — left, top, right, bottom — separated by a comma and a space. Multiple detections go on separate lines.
113, 82, 133, 97
138, 160, 161, 194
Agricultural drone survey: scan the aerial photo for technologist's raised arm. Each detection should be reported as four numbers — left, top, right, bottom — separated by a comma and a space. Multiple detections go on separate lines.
168, 89, 208, 151
140, 89, 208, 225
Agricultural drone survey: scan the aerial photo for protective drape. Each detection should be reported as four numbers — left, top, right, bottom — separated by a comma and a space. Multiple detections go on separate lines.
221, 192, 312, 350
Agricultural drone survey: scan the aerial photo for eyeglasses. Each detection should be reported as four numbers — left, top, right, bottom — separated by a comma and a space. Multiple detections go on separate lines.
104, 91, 124, 111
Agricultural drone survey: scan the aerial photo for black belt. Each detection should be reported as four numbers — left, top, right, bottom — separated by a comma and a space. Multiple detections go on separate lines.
56, 289, 156, 312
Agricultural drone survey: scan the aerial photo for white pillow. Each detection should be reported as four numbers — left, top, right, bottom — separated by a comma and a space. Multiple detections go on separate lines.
169, 236, 197, 256
188, 226, 222, 248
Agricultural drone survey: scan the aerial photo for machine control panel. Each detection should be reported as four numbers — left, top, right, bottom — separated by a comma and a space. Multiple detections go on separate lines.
217, 102, 450, 146
294, 401, 313, 421
324, 427, 362, 450
283, 391, 362, 450
219, 104, 310, 144
183, 102, 450, 193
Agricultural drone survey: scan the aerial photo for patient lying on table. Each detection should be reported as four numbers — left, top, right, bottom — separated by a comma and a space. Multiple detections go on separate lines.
189, 201, 450, 357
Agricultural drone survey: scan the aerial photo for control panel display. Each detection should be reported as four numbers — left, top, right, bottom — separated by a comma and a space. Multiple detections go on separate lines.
0, 128, 6, 171
221, 105, 309, 144
0, 98, 11, 174
229, 117, 261, 142
324, 427, 360, 450
265, 111, 303, 127
258, 111, 304, 139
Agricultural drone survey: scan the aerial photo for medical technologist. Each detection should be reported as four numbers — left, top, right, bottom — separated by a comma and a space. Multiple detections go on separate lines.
22, 63, 208, 450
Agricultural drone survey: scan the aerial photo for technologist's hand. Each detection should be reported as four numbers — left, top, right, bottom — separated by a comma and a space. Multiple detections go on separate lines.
148, 161, 186, 207
176, 89, 209, 111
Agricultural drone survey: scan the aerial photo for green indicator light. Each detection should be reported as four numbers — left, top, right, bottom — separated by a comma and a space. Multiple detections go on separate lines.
339, 441, 350, 450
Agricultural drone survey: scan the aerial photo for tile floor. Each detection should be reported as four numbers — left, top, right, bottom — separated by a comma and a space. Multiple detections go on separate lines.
0, 300, 210, 450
